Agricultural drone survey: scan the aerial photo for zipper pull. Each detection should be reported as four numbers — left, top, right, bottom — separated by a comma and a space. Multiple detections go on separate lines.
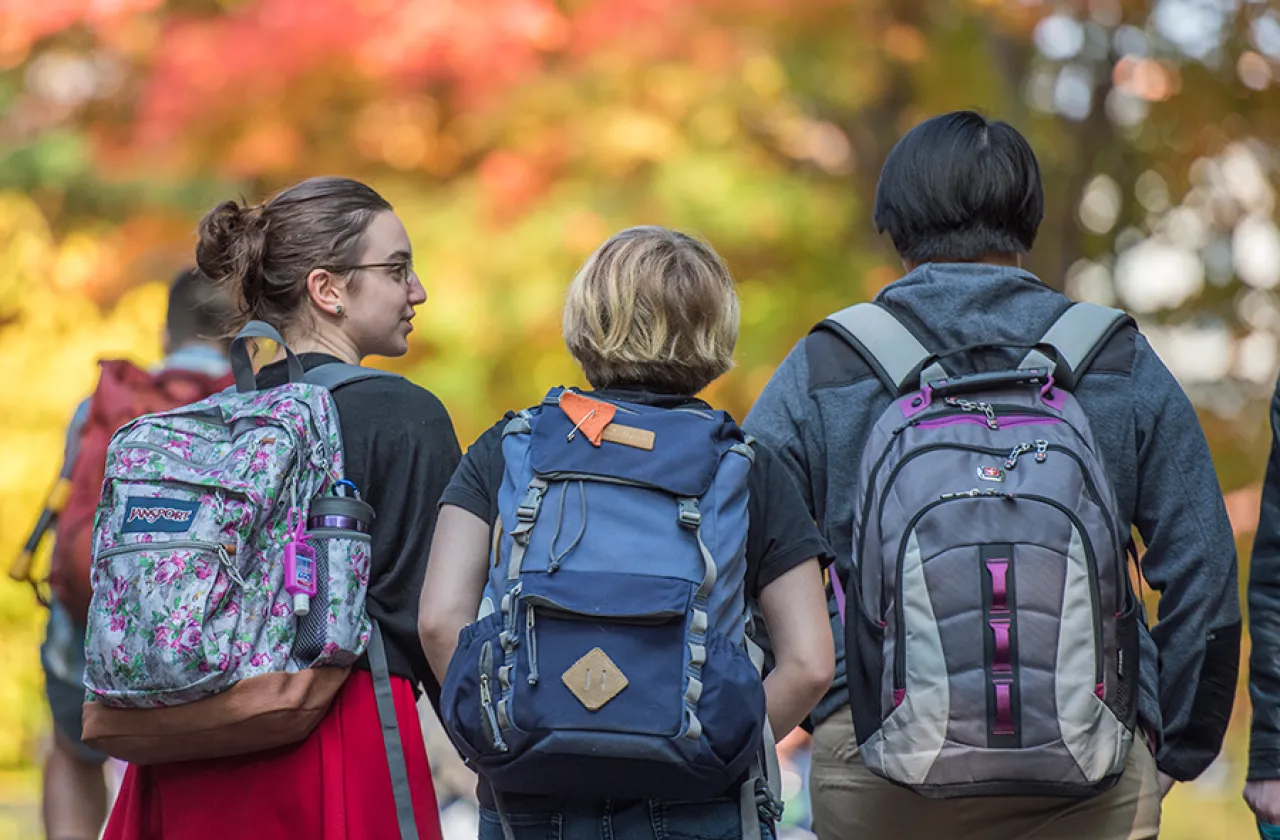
479, 673, 509, 752
945, 396, 998, 429
525, 608, 539, 685
981, 402, 998, 429
941, 488, 1017, 501
1035, 439, 1049, 463
1005, 442, 1032, 470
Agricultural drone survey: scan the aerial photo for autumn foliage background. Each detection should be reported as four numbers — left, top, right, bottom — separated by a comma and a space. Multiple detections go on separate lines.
2, 0, 1279, 836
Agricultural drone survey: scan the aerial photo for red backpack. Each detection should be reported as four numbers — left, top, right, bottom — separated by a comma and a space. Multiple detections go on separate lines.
49, 359, 232, 622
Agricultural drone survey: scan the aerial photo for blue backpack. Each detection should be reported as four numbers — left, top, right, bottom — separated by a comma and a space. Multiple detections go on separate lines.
440, 387, 778, 831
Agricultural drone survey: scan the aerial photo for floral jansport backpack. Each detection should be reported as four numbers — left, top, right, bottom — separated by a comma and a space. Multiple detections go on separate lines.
81, 321, 419, 838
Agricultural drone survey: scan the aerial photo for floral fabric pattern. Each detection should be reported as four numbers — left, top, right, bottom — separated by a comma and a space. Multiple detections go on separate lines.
84, 383, 373, 708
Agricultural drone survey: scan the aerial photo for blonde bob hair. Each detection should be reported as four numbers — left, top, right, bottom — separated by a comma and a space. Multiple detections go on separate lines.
563, 226, 740, 395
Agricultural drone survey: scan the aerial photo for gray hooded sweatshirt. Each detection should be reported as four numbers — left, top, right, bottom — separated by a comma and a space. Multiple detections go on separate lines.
744, 262, 1240, 781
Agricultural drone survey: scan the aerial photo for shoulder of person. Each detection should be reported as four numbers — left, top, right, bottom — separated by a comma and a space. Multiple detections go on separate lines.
803, 328, 873, 390
466, 410, 523, 453
739, 437, 789, 486
1084, 320, 1138, 377
333, 371, 453, 420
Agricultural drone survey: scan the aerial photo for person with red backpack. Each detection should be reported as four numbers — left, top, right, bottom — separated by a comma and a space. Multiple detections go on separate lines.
35, 267, 234, 840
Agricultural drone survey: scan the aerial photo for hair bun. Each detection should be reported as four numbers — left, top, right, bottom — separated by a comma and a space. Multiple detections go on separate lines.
196, 199, 268, 321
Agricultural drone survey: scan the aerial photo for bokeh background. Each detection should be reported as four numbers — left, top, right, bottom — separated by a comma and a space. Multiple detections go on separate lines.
2, 0, 1278, 837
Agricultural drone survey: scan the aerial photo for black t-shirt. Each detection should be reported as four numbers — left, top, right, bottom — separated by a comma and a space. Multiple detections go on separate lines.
440, 387, 833, 599
257, 353, 461, 708
440, 386, 832, 807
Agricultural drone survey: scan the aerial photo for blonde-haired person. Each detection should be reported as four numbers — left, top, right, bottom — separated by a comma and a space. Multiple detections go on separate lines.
419, 225, 835, 840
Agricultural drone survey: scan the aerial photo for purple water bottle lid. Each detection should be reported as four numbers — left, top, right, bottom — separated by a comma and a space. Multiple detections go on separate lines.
308, 482, 374, 534
308, 514, 367, 531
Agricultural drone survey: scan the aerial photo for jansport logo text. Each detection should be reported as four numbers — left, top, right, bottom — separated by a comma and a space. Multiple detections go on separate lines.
121, 498, 201, 533
127, 505, 195, 526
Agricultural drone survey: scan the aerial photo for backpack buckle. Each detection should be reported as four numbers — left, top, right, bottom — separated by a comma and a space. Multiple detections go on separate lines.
754, 778, 784, 822
516, 482, 548, 523
677, 498, 702, 528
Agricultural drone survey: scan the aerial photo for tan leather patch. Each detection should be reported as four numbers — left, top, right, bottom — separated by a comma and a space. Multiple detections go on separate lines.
81, 666, 350, 765
562, 647, 628, 711
602, 424, 655, 451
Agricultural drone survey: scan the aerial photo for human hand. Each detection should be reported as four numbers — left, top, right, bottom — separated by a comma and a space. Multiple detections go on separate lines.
1245, 779, 1280, 825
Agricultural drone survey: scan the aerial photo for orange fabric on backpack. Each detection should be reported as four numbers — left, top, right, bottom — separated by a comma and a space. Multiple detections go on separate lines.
558, 391, 616, 447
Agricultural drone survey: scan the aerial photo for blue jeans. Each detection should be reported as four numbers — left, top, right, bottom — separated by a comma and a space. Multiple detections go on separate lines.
478, 795, 775, 840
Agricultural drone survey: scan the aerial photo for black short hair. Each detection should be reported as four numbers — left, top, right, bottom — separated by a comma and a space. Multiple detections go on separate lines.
872, 111, 1044, 263
166, 267, 234, 348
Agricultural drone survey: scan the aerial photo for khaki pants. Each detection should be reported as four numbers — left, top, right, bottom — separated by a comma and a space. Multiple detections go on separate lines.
809, 707, 1160, 840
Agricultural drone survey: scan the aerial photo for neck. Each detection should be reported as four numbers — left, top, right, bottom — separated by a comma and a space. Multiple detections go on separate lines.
904, 252, 1023, 272
283, 324, 362, 365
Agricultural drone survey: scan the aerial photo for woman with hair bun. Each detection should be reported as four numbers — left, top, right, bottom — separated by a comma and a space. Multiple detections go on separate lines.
103, 176, 457, 840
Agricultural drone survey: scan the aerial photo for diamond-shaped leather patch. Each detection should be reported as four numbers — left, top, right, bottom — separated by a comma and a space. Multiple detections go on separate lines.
562, 647, 628, 711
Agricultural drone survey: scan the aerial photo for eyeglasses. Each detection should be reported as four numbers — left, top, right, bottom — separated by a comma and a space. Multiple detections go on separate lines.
324, 261, 416, 284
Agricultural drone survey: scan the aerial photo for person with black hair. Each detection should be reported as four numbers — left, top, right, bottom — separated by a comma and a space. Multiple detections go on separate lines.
744, 110, 1240, 839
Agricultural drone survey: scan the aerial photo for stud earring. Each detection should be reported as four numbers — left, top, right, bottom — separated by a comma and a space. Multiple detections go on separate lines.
335, 304, 344, 316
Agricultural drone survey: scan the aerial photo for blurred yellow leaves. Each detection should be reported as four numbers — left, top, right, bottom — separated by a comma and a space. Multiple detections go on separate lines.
0, 191, 166, 772
742, 54, 787, 99
600, 109, 679, 169
52, 232, 122, 298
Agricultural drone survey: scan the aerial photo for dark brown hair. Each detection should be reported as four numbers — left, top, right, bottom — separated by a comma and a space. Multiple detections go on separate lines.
196, 176, 392, 334
166, 266, 234, 348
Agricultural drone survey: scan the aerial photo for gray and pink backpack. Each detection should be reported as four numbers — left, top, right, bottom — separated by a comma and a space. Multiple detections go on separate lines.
823, 301, 1141, 799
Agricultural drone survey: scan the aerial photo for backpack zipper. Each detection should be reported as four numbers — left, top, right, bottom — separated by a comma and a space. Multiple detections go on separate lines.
894, 404, 1092, 446
942, 397, 998, 429
859, 439, 1114, 614
867, 402, 1095, 557
117, 430, 302, 473
870, 442, 1119, 568
479, 641, 508, 752
526, 607, 539, 685
891, 493, 1104, 699
1005, 442, 1033, 469
96, 539, 230, 559
96, 540, 246, 587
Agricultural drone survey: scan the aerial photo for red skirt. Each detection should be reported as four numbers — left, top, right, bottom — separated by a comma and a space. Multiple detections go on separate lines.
103, 670, 444, 840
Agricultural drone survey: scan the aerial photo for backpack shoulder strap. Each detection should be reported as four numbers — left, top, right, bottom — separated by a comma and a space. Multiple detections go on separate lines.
302, 363, 401, 391
815, 303, 946, 395
1019, 302, 1132, 388
368, 619, 420, 840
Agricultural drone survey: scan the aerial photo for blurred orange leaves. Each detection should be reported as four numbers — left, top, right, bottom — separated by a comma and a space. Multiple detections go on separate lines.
134, 0, 570, 148
0, 0, 160, 68
1113, 56, 1182, 103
